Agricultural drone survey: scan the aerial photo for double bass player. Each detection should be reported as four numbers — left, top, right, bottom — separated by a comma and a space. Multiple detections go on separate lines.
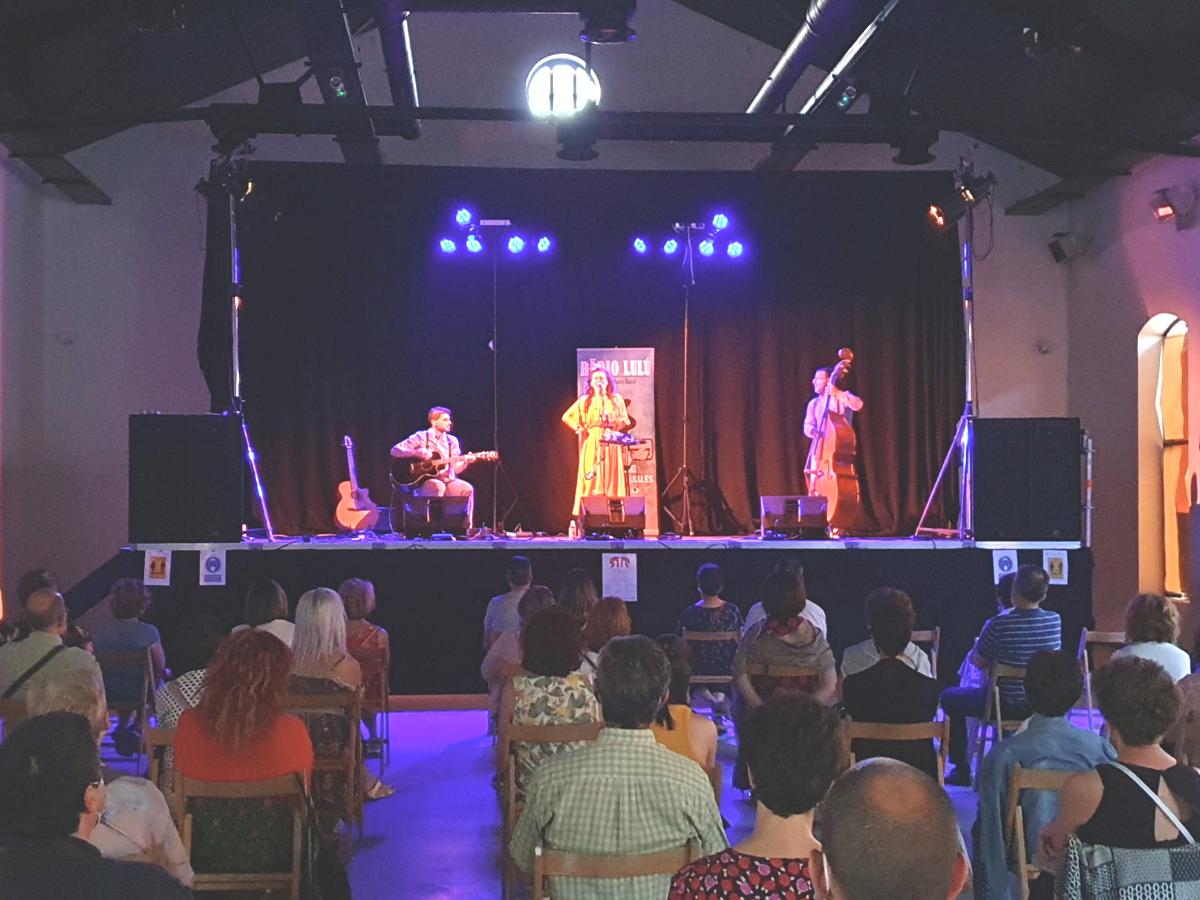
803, 367, 863, 439
804, 353, 863, 534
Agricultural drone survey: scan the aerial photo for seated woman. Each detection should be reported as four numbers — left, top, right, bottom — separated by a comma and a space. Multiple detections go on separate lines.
339, 578, 390, 744
676, 562, 744, 720
1041, 656, 1200, 865
1111, 593, 1191, 682
580, 596, 632, 674
481, 585, 555, 726
840, 585, 933, 678
670, 693, 845, 899
231, 579, 295, 648
153, 614, 224, 788
557, 568, 598, 627
498, 605, 601, 802
25, 669, 193, 887
651, 635, 718, 771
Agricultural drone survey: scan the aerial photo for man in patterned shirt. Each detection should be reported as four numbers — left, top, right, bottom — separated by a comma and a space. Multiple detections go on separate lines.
390, 406, 476, 524
510, 635, 727, 899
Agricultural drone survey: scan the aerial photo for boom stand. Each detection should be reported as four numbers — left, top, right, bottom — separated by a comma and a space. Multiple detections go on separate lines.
661, 225, 702, 536
914, 171, 977, 539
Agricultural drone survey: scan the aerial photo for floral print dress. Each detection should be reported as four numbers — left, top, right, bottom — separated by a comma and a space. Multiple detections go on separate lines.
512, 671, 601, 801
670, 849, 815, 899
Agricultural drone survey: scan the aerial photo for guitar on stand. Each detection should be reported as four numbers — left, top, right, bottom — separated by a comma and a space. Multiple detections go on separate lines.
803, 348, 861, 535
335, 435, 380, 532
390, 450, 499, 489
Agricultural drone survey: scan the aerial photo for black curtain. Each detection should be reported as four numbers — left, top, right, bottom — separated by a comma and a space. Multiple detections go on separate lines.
198, 163, 963, 536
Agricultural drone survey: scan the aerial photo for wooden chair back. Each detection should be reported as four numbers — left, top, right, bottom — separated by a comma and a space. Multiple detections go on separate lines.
180, 773, 305, 899
1005, 765, 1075, 900
745, 663, 824, 680
357, 647, 391, 768
533, 839, 700, 897
911, 627, 942, 679
972, 663, 1028, 777
95, 647, 154, 764
681, 630, 740, 687
144, 725, 177, 821
845, 719, 950, 786
1077, 629, 1125, 731
282, 689, 363, 831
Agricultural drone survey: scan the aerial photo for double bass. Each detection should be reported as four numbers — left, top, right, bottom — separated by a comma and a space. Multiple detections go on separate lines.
804, 348, 861, 533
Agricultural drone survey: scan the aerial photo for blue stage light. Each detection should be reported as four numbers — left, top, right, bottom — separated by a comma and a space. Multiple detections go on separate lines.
508, 235, 526, 254
537, 236, 552, 253
455, 208, 473, 226
711, 213, 729, 231
439, 238, 457, 254
663, 239, 679, 255
633, 237, 648, 255
466, 234, 483, 253
727, 241, 744, 258
699, 239, 715, 257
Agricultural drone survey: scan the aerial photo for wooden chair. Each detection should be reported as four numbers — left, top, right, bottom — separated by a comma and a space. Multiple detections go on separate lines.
360, 653, 391, 770
0, 698, 27, 740
846, 719, 950, 787
681, 630, 741, 698
532, 839, 700, 899
972, 663, 1028, 775
180, 773, 305, 899
745, 663, 826, 682
283, 689, 363, 834
911, 627, 942, 679
499, 721, 603, 900
95, 647, 154, 766
704, 760, 723, 806
1004, 765, 1075, 900
144, 725, 177, 823
1077, 629, 1125, 730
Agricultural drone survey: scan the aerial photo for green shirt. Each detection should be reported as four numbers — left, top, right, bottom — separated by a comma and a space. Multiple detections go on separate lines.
0, 631, 101, 700
509, 727, 727, 899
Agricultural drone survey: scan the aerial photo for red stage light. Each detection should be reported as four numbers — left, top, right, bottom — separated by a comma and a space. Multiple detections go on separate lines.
1153, 202, 1176, 221
928, 204, 947, 228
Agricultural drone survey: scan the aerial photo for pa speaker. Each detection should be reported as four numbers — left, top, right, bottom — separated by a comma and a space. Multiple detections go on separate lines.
973, 417, 1081, 542
760, 495, 828, 539
392, 494, 470, 537
129, 414, 244, 543
580, 496, 646, 538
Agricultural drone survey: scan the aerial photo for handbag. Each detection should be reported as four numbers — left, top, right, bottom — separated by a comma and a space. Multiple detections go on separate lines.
1057, 762, 1200, 900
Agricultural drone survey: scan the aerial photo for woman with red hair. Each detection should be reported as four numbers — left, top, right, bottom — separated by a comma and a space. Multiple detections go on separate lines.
561, 367, 631, 522
174, 630, 312, 782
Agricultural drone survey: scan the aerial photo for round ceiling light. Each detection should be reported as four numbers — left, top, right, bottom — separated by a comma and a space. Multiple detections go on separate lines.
525, 54, 601, 118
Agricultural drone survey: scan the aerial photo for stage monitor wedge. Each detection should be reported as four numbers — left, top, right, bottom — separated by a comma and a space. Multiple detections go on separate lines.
580, 496, 646, 538
760, 495, 828, 539
129, 414, 244, 543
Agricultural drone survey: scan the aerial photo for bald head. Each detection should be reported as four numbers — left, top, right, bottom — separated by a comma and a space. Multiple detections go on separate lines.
25, 590, 67, 634
815, 759, 966, 900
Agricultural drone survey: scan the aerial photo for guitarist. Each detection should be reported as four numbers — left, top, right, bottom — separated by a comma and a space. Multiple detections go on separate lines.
390, 406, 476, 525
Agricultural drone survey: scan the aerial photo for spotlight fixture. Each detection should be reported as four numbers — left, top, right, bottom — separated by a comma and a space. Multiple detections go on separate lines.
663, 239, 679, 255
711, 213, 729, 232
633, 237, 648, 255
579, 1, 636, 44
455, 208, 474, 226
834, 81, 860, 113
698, 239, 715, 258
507, 235, 526, 254
556, 105, 600, 161
1151, 186, 1198, 230
537, 236, 552, 253
927, 171, 996, 234
525, 54, 602, 118
466, 234, 483, 254
727, 241, 744, 258
1047, 231, 1086, 264
439, 238, 457, 254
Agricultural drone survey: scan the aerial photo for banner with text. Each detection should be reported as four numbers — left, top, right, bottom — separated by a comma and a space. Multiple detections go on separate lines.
576, 348, 658, 536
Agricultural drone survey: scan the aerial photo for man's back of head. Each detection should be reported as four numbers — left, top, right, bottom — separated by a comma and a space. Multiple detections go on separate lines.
814, 759, 968, 900
507, 556, 533, 589
1012, 564, 1049, 608
595, 634, 671, 728
1024, 649, 1083, 718
24, 590, 67, 634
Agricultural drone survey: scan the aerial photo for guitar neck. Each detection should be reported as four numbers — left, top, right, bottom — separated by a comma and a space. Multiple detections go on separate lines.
345, 448, 360, 492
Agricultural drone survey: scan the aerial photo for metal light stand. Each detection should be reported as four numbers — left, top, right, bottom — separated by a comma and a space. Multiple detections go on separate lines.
218, 156, 276, 541
915, 161, 979, 539
660, 224, 703, 536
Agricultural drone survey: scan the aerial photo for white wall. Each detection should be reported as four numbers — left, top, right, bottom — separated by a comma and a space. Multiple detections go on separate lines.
1, 0, 1072, 591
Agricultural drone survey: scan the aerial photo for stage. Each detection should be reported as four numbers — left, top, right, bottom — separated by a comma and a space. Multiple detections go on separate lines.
70, 537, 1093, 697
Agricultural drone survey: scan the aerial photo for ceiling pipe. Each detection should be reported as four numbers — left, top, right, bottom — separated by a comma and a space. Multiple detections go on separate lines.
371, 0, 421, 139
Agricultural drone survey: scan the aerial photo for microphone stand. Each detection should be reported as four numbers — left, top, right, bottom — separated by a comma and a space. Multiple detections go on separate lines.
660, 223, 702, 536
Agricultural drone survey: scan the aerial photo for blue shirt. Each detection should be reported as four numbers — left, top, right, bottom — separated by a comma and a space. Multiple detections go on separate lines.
973, 715, 1115, 899
977, 607, 1062, 705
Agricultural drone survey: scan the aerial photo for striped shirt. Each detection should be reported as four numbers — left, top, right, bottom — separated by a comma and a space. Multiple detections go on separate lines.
509, 728, 727, 900
977, 607, 1062, 705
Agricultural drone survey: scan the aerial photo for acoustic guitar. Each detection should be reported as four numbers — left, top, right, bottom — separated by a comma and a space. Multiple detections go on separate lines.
335, 435, 380, 531
390, 450, 499, 489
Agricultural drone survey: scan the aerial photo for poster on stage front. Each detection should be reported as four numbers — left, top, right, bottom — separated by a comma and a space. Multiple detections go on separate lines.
576, 348, 658, 536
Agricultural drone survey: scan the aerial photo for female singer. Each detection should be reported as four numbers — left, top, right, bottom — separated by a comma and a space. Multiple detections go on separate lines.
561, 368, 631, 519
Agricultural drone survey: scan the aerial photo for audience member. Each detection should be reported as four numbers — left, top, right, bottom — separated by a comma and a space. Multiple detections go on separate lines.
651, 636, 718, 771
1040, 656, 1200, 863
174, 630, 313, 782
841, 587, 941, 777
291, 587, 361, 688
510, 635, 726, 899
0, 589, 101, 701
671, 694, 845, 899
154, 613, 224, 785
581, 596, 633, 673
231, 579, 295, 647
840, 586, 933, 678
481, 585, 555, 727
956, 571, 1018, 692
9, 568, 58, 640
25, 669, 193, 886
941, 564, 1060, 785
498, 605, 600, 801
0, 713, 192, 899
483, 556, 533, 649
89, 578, 166, 717
678, 562, 744, 719
811, 759, 970, 900
558, 567, 599, 627
973, 650, 1114, 900
743, 559, 827, 638
340, 577, 390, 713
1111, 593, 1190, 681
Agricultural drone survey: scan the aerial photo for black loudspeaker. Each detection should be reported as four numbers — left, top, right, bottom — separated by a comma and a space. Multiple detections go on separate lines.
973, 417, 1082, 542
580, 496, 646, 538
392, 494, 470, 537
759, 495, 828, 539
129, 414, 244, 543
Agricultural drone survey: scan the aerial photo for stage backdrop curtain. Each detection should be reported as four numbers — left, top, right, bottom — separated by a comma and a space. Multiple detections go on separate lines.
197, 164, 963, 536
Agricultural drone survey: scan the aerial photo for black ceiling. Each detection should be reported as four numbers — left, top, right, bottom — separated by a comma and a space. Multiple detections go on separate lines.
2, 0, 1199, 206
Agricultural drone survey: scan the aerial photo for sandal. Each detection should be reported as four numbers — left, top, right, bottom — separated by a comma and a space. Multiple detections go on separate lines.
365, 779, 397, 801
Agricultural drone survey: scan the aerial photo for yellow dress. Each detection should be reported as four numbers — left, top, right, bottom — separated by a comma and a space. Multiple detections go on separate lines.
561, 392, 631, 516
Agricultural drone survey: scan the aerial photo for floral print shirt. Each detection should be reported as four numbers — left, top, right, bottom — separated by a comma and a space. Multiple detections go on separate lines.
512, 671, 600, 800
